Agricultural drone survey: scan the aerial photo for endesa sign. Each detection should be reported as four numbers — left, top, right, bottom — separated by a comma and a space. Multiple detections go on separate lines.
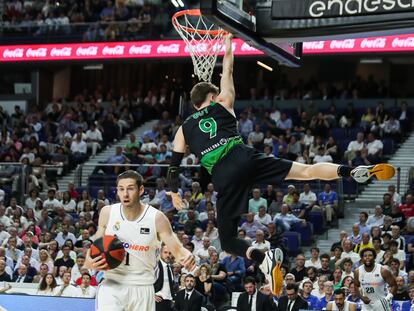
1, 34, 414, 62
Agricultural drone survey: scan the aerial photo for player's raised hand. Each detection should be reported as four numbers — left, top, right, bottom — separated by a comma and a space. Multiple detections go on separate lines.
84, 249, 109, 271
223, 33, 233, 48
166, 191, 185, 210
179, 249, 196, 271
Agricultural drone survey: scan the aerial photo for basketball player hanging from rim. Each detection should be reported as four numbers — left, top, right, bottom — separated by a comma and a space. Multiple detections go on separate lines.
354, 248, 397, 311
166, 34, 395, 295
83, 171, 196, 311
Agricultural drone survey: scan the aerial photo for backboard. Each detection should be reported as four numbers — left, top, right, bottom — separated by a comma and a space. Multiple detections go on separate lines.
200, 0, 303, 67
201, 0, 414, 67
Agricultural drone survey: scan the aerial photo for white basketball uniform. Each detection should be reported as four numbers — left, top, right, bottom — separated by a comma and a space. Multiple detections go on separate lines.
331, 300, 355, 311
96, 203, 161, 311
357, 263, 391, 311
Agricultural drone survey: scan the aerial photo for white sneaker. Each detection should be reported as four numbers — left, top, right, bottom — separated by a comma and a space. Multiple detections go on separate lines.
351, 163, 395, 183
259, 248, 283, 294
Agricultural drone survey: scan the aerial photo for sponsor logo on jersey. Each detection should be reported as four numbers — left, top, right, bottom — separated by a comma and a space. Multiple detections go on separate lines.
113, 221, 121, 231
123, 242, 150, 252
140, 227, 150, 234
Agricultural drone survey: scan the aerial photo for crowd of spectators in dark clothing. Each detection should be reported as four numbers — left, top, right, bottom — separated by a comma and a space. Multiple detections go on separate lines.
2, 0, 174, 42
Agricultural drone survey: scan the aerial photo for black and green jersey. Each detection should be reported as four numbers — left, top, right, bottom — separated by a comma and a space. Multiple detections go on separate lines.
182, 102, 243, 174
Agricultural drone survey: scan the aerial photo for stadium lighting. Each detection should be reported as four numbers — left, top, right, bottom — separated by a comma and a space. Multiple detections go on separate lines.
360, 58, 383, 64
171, 0, 180, 8
177, 0, 185, 7
257, 60, 273, 71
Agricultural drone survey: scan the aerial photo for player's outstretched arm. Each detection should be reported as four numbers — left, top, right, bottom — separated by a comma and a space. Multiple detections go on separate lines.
216, 34, 235, 110
84, 205, 111, 271
156, 211, 196, 271
166, 126, 186, 210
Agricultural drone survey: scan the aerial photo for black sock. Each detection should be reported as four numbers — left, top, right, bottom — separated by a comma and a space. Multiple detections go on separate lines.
337, 165, 353, 177
250, 249, 265, 263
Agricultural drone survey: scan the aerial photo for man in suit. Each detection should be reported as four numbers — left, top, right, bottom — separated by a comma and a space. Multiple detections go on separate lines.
12, 264, 33, 283
155, 244, 176, 311
237, 276, 276, 311
174, 274, 203, 311
277, 283, 308, 311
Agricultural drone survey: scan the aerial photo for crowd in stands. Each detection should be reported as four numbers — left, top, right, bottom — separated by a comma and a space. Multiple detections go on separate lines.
2, 0, 175, 42
0, 82, 413, 309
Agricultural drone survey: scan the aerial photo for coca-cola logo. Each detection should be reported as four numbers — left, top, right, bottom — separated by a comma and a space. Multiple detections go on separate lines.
157, 44, 180, 54
3, 48, 24, 58
50, 47, 72, 57
392, 37, 414, 48
129, 44, 152, 55
330, 39, 355, 49
102, 45, 125, 55
241, 42, 258, 52
360, 38, 386, 49
76, 46, 98, 56
303, 41, 325, 50
26, 48, 47, 57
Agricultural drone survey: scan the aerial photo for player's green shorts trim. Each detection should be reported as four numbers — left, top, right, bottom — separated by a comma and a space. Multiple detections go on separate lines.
200, 136, 243, 174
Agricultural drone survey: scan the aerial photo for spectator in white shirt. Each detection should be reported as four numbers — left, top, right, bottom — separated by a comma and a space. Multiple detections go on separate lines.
366, 132, 383, 164
55, 223, 77, 248
299, 183, 318, 211
85, 123, 103, 157
60, 191, 76, 213
387, 184, 401, 205
5, 197, 24, 217
140, 135, 157, 154
367, 205, 385, 227
70, 134, 88, 165
43, 189, 62, 212
313, 147, 333, 164
344, 132, 365, 166
195, 237, 211, 262
0, 207, 12, 230
75, 272, 96, 298
55, 271, 78, 297
252, 229, 270, 251
254, 206, 272, 226
305, 247, 322, 269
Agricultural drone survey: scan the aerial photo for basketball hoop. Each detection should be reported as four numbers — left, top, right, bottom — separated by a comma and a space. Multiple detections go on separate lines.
172, 9, 227, 82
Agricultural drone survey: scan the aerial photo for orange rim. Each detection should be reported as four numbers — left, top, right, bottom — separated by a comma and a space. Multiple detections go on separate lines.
172, 9, 227, 36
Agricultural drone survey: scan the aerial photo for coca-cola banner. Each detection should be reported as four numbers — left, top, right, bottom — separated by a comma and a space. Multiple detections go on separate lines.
1, 35, 414, 62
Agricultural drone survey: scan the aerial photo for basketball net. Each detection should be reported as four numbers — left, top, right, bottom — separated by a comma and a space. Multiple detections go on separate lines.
172, 9, 226, 82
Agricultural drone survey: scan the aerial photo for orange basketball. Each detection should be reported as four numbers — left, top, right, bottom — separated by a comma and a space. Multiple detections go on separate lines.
90, 235, 125, 269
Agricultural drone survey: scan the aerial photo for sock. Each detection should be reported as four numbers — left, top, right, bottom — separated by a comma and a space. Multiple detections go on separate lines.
250, 249, 265, 263
337, 165, 353, 177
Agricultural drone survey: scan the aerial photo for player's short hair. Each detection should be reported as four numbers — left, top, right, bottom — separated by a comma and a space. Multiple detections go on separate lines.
116, 170, 144, 188
286, 282, 299, 292
190, 82, 219, 108
334, 288, 346, 297
244, 276, 256, 285
360, 247, 377, 259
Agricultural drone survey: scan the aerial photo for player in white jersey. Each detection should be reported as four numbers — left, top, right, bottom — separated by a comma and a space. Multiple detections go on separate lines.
327, 288, 357, 311
354, 248, 396, 311
84, 170, 196, 311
